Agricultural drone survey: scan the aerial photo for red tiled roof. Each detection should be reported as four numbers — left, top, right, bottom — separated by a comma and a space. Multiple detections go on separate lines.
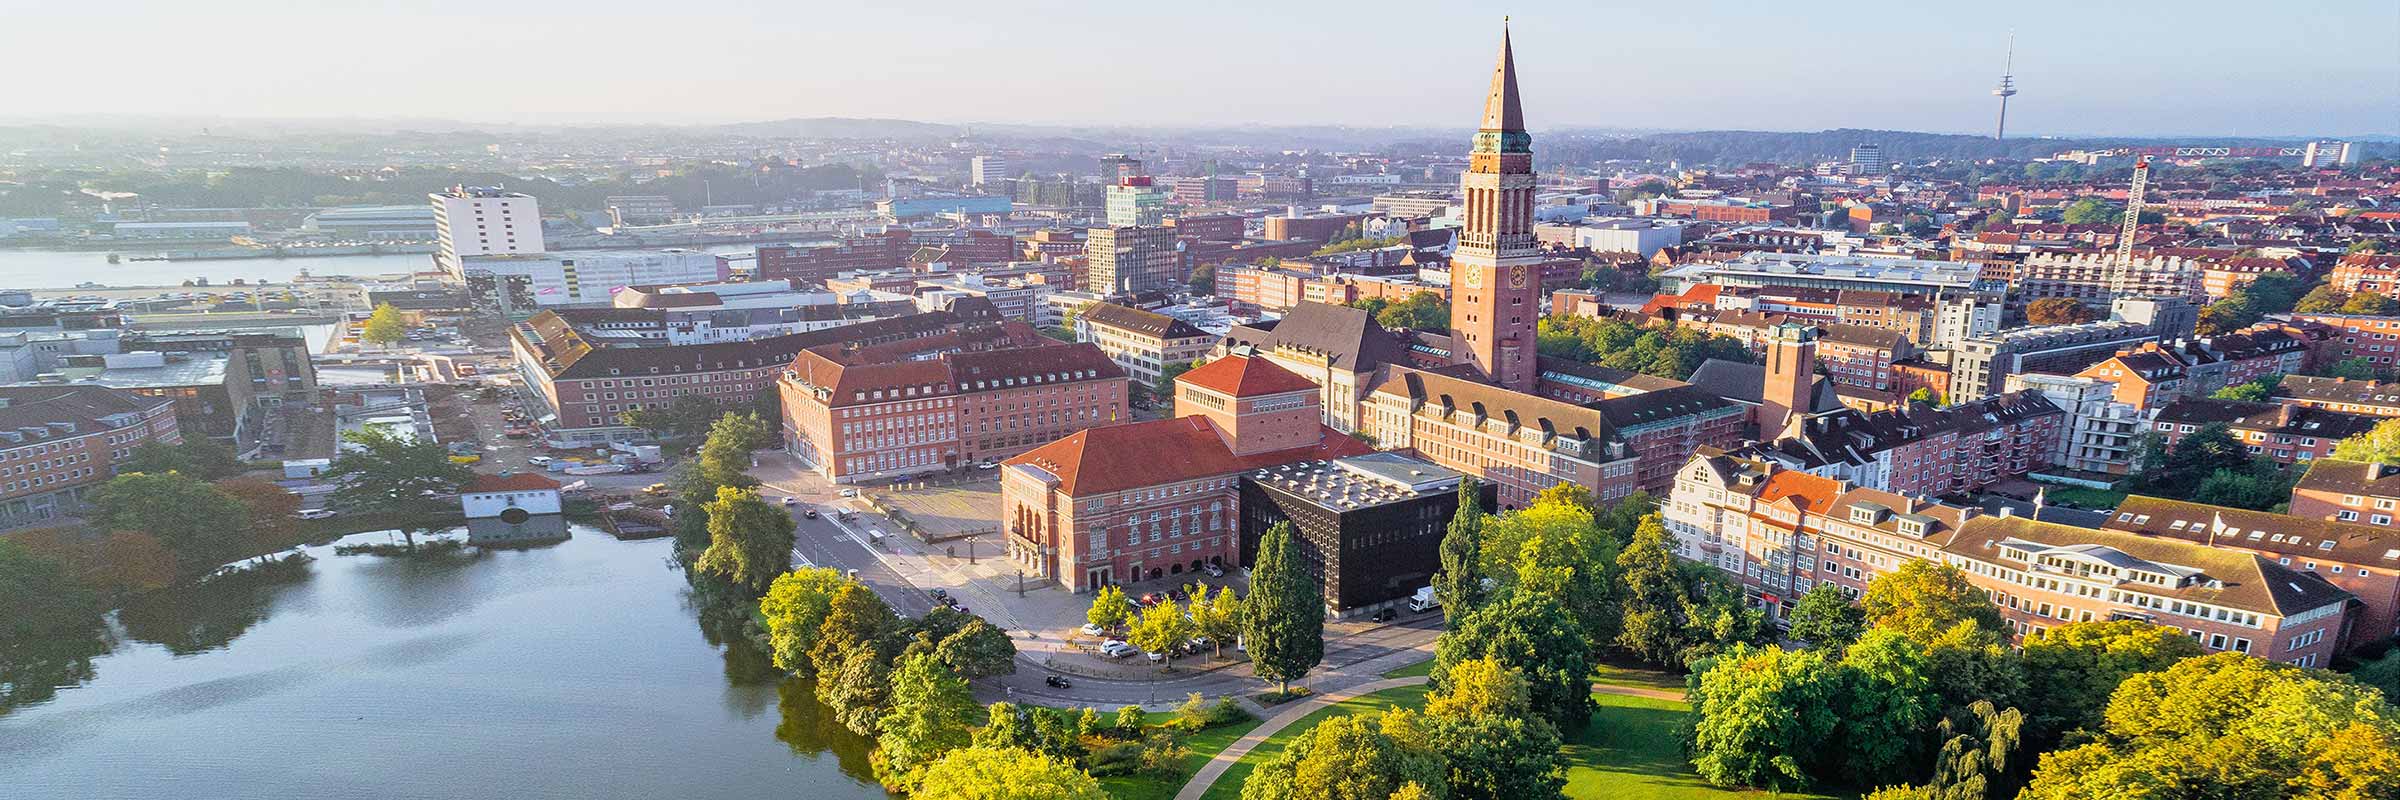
1177, 354, 1319, 398
1006, 416, 1371, 496
1756, 470, 1841, 513
464, 472, 562, 493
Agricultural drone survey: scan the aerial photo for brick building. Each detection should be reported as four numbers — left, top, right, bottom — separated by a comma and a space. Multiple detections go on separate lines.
512, 300, 1008, 444
0, 385, 183, 529
2149, 399, 2381, 469
1664, 452, 2355, 666
2291, 313, 2400, 371
779, 334, 1127, 483
1363, 366, 1644, 508
2327, 253, 2400, 301
755, 232, 913, 284
2288, 459, 2400, 525
2270, 375, 2400, 416
1743, 390, 2065, 498
2103, 496, 2396, 654
999, 353, 1372, 591
2074, 327, 2310, 411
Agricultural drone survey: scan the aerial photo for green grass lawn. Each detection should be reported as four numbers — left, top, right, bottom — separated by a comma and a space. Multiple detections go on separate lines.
1196, 685, 1433, 800
1590, 657, 1690, 694
1562, 692, 1845, 800
1381, 658, 1435, 679
1097, 712, 1267, 800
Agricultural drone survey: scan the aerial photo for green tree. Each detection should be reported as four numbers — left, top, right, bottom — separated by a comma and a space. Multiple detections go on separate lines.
361, 302, 408, 348
932, 618, 1018, 679
1434, 477, 1488, 621
1128, 595, 1197, 672
1906, 387, 1943, 407
1434, 591, 1593, 732
1688, 643, 1845, 791
122, 437, 244, 480
2341, 291, 2400, 316
322, 426, 472, 516
821, 641, 895, 737
1431, 713, 1565, 800
1087, 585, 1132, 634
2212, 374, 2283, 401
1189, 263, 1216, 296
873, 653, 979, 792
1240, 712, 1449, 800
1153, 360, 1197, 402
1865, 700, 2026, 800
1614, 513, 1695, 667
2322, 357, 2387, 381
1192, 584, 1243, 659
619, 394, 728, 441
2331, 418, 2400, 464
1838, 629, 1943, 785
2157, 422, 2256, 489
1373, 291, 1450, 333
917, 746, 1107, 800
2016, 620, 2207, 749
1786, 582, 1867, 649
692, 486, 796, 594
86, 471, 252, 577
758, 566, 847, 674
2025, 297, 2099, 325
697, 412, 771, 490
2294, 284, 2351, 313
809, 582, 900, 678
1861, 561, 2009, 646
1244, 521, 1324, 694
2191, 466, 2294, 511
1424, 655, 1532, 721
2020, 653, 2400, 800
968, 702, 1038, 752
1114, 704, 1145, 733
1491, 495, 1622, 654
0, 538, 103, 641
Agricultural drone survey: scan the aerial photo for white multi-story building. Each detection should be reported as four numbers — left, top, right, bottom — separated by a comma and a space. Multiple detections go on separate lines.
971, 155, 1011, 187
2005, 372, 2150, 478
460, 249, 725, 309
432, 186, 544, 271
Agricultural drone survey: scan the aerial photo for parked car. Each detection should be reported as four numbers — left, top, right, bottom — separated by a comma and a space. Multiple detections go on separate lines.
1079, 623, 1107, 636
298, 508, 338, 520
1202, 563, 1225, 577
1044, 675, 1072, 689
838, 488, 860, 498
867, 529, 886, 542
1371, 607, 1399, 623
1145, 650, 1166, 663
527, 456, 553, 467
928, 588, 949, 600
1099, 640, 1140, 658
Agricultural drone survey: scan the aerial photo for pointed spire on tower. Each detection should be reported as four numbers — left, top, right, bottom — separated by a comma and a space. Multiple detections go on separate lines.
1480, 19, 1525, 133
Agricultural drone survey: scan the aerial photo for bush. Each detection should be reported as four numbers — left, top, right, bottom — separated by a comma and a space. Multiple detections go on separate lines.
1256, 687, 1314, 706
1201, 697, 1252, 728
1137, 733, 1190, 777
1085, 742, 1145, 777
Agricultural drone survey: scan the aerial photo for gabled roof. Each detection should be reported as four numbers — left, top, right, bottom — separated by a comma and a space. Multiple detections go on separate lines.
1177, 353, 1318, 398
464, 472, 562, 493
1078, 302, 1211, 340
1953, 515, 2352, 618
1223, 302, 1413, 373
1005, 416, 1371, 497
2102, 495, 2400, 568
2295, 458, 2400, 500
1687, 358, 1844, 413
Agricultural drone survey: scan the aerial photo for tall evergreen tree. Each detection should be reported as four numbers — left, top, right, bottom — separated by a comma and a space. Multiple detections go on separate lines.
1244, 521, 1323, 694
1434, 477, 1487, 621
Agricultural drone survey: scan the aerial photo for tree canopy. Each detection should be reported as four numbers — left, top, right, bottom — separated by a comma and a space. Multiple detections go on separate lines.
86, 471, 252, 578
758, 566, 848, 674
916, 746, 1107, 800
2016, 620, 2207, 749
1433, 590, 1593, 733
1241, 712, 1449, 800
1860, 561, 2008, 646
2331, 418, 2400, 464
1534, 316, 1754, 380
1244, 521, 1324, 693
692, 485, 796, 594
2025, 297, 2100, 326
322, 426, 472, 516
361, 303, 408, 348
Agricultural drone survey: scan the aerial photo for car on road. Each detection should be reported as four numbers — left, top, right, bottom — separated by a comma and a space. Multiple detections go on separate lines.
780, 496, 800, 506
1044, 675, 1072, 689
1079, 623, 1107, 637
838, 488, 859, 498
867, 529, 886, 542
803, 509, 820, 519
1098, 640, 1139, 659
527, 456, 553, 467
845, 568, 860, 580
298, 508, 338, 520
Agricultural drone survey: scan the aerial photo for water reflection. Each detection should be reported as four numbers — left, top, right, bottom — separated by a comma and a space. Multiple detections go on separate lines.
776, 677, 879, 785
114, 555, 312, 657
0, 526, 892, 800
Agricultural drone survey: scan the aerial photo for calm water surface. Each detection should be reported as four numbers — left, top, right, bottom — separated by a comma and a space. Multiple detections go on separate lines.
0, 526, 886, 800
0, 250, 434, 288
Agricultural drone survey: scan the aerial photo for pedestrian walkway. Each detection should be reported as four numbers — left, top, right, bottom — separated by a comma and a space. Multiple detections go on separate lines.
1591, 681, 1686, 702
1173, 675, 1432, 800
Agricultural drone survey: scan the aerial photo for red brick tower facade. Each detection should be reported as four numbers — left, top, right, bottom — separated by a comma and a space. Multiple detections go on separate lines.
1449, 24, 1542, 393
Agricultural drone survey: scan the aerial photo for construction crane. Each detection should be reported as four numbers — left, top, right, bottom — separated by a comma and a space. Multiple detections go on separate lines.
2111, 155, 2152, 298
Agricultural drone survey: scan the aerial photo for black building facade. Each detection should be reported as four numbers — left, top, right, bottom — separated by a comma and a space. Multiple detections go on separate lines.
1237, 453, 1494, 616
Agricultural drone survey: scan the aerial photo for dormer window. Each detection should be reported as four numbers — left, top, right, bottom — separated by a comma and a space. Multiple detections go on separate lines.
1898, 519, 1926, 536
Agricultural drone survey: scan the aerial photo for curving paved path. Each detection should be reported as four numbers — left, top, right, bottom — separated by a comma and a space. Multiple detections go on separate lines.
1173, 676, 1431, 800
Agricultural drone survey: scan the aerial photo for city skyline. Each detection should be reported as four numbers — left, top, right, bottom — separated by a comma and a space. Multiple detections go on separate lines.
4, 0, 2393, 137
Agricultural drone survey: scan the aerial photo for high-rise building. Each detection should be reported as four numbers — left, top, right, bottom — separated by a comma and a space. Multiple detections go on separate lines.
1846, 143, 1886, 176
1106, 177, 1168, 227
431, 186, 544, 272
1446, 24, 1542, 393
971, 155, 1010, 187
1085, 226, 1183, 298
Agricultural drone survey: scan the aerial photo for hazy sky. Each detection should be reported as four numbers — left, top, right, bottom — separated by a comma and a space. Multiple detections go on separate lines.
5, 0, 2394, 136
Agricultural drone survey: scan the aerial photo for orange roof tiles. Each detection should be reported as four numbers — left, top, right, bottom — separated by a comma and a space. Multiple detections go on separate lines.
1176, 354, 1319, 398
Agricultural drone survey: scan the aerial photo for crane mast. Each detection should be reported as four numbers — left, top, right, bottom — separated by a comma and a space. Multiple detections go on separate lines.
2111, 155, 2151, 298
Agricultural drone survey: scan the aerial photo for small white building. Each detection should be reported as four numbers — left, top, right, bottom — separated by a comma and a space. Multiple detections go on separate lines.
460, 472, 563, 519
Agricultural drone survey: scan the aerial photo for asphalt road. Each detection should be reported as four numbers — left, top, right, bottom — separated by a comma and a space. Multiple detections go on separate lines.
785, 502, 937, 618
986, 613, 1446, 708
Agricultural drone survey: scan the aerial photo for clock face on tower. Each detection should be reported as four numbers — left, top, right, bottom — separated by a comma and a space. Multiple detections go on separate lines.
1508, 266, 1528, 289
1463, 267, 1484, 289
